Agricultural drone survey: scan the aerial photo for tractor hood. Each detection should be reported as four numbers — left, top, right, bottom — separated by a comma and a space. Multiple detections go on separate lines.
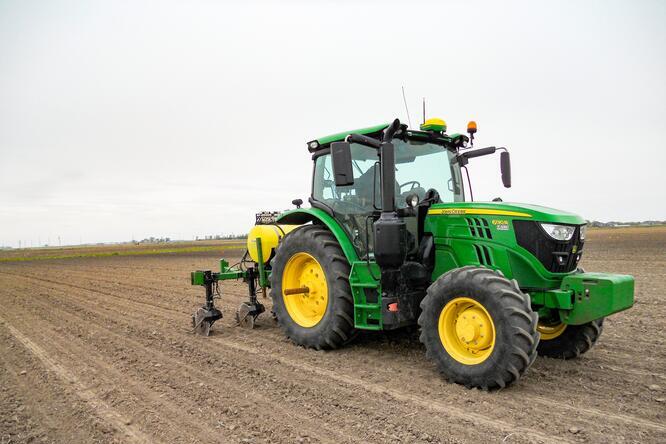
427, 202, 586, 225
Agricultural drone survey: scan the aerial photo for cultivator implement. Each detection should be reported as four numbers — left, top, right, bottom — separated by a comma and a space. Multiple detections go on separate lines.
191, 212, 296, 336
191, 255, 267, 336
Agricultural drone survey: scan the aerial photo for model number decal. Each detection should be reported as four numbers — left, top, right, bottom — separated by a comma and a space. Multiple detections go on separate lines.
492, 219, 510, 231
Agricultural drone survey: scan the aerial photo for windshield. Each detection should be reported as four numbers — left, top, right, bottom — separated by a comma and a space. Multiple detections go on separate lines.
393, 139, 464, 206
312, 139, 463, 257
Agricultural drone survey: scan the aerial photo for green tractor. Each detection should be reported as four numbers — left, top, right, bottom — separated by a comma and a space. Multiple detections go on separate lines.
191, 117, 634, 389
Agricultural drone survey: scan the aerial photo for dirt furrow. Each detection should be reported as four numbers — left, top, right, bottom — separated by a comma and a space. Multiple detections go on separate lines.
4, 272, 665, 442
0, 287, 364, 444
0, 327, 120, 443
1, 228, 664, 444
1, 274, 561, 443
0, 312, 231, 444
7, 266, 665, 369
0, 317, 157, 444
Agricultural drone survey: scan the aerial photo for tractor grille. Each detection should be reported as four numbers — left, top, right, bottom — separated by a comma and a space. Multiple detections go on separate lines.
513, 221, 584, 273
473, 244, 494, 267
465, 217, 493, 239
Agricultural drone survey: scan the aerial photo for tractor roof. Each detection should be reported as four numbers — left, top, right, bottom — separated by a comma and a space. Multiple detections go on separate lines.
306, 122, 469, 153
306, 123, 389, 152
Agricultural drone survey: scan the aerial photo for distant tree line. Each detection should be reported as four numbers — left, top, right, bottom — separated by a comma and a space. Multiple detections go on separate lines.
587, 220, 666, 228
138, 237, 172, 243
195, 234, 248, 241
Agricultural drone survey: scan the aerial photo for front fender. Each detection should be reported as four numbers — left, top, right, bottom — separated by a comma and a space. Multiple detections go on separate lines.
277, 208, 359, 263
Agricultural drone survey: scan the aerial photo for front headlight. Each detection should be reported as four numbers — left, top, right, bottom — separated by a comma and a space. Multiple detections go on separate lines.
540, 223, 575, 241
579, 224, 587, 241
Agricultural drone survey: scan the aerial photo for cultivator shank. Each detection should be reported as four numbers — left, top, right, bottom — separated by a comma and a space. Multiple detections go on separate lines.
235, 267, 266, 329
191, 270, 223, 336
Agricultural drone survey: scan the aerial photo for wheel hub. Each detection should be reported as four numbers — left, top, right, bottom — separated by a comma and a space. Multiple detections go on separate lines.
454, 307, 493, 351
439, 297, 496, 364
537, 321, 567, 340
282, 253, 328, 328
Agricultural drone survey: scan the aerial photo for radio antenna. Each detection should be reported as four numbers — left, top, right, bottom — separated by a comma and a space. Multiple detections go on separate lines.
401, 86, 413, 128
422, 97, 426, 124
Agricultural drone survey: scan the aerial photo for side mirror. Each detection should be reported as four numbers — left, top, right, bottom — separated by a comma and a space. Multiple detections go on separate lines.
331, 142, 354, 186
500, 151, 511, 188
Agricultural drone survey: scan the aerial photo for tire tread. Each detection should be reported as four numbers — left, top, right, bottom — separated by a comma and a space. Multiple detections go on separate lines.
417, 267, 539, 390
270, 225, 356, 350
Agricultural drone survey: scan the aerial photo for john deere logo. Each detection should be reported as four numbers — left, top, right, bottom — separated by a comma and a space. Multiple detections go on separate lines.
427, 208, 533, 218
572, 245, 578, 254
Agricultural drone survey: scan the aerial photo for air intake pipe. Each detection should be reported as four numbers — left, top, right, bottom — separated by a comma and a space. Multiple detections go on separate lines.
373, 119, 407, 269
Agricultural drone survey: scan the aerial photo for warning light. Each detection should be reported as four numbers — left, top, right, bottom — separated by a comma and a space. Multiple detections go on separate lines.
388, 302, 399, 312
467, 121, 477, 146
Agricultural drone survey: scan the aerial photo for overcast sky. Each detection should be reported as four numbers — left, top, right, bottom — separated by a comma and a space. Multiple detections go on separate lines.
1, 0, 665, 248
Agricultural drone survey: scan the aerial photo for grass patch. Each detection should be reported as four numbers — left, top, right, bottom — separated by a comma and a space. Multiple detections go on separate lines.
0, 244, 245, 263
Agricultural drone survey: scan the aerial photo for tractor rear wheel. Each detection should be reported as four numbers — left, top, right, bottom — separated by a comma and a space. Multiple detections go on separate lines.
418, 266, 539, 390
270, 225, 355, 350
536, 318, 604, 359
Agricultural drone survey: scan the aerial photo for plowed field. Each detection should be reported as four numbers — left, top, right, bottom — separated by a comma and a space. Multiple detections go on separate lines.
1, 227, 665, 443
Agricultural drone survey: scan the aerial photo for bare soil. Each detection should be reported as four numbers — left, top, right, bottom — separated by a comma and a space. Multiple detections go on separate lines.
1, 227, 665, 443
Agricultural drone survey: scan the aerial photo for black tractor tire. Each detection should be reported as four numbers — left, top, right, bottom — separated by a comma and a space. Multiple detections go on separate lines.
418, 266, 539, 390
270, 225, 356, 350
537, 318, 604, 359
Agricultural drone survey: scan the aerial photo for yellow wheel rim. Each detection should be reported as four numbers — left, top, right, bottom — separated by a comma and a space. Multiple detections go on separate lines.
282, 252, 328, 328
438, 297, 495, 365
537, 321, 567, 340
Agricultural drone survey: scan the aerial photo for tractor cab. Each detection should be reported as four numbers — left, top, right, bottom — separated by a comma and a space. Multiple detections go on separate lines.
307, 118, 501, 259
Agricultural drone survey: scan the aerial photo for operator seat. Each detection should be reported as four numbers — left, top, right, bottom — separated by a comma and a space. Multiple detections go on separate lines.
354, 164, 401, 209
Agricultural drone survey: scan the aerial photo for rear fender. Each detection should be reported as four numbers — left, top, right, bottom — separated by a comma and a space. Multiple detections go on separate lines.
277, 208, 359, 264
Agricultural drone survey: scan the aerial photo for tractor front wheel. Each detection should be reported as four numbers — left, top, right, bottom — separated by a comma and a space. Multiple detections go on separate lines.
536, 318, 604, 359
418, 266, 539, 390
270, 225, 355, 350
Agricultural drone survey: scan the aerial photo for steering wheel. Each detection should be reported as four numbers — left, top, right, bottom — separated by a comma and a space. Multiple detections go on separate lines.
399, 181, 421, 193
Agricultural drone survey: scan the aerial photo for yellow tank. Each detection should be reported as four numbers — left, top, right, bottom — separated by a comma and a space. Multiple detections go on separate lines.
246, 224, 300, 263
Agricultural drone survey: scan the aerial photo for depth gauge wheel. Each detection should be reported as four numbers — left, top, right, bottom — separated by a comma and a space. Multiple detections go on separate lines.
418, 266, 539, 390
270, 225, 355, 350
536, 318, 604, 359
